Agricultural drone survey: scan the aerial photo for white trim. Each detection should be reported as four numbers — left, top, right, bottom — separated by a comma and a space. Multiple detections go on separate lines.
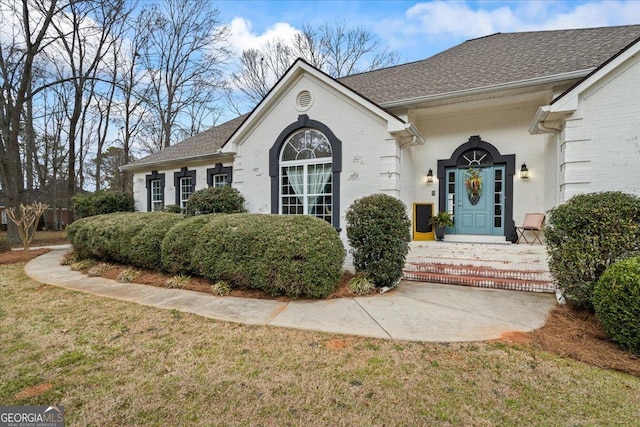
381, 69, 593, 109
120, 152, 234, 172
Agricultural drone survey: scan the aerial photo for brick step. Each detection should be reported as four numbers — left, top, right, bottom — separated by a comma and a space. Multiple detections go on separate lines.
407, 255, 549, 271
404, 263, 552, 282
403, 271, 554, 293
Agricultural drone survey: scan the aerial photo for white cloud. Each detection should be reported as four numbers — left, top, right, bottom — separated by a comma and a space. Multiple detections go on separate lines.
227, 17, 300, 54
402, 0, 640, 39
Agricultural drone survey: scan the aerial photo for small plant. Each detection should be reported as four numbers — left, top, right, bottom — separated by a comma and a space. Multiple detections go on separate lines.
164, 204, 182, 214
210, 281, 231, 296
593, 257, 640, 354
429, 211, 454, 228
61, 252, 80, 266
166, 274, 191, 289
87, 263, 113, 277
348, 275, 376, 295
70, 259, 97, 271
116, 269, 141, 283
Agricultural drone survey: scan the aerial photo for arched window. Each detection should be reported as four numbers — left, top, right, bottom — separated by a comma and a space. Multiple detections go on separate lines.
280, 129, 333, 224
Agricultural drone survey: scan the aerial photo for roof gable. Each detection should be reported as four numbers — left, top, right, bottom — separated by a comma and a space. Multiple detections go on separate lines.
222, 58, 421, 151
530, 35, 640, 133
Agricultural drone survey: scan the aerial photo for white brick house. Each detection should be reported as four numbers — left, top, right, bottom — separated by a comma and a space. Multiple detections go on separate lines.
122, 25, 640, 248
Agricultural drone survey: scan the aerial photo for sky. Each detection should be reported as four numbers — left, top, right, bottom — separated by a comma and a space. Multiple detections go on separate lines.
213, 0, 640, 63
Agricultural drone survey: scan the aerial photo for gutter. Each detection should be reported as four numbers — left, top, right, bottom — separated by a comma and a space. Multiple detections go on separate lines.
380, 69, 593, 109
119, 151, 236, 173
528, 105, 562, 135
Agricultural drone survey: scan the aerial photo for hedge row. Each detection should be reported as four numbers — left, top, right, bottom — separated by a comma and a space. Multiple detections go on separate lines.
67, 212, 182, 269
72, 191, 135, 218
67, 212, 344, 298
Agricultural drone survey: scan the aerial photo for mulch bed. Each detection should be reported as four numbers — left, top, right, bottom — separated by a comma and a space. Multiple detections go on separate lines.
3, 249, 639, 377
0, 249, 50, 265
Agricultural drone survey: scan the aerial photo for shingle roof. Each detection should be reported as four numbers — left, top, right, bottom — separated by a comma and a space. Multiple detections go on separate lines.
124, 114, 248, 168
339, 25, 640, 104
128, 25, 640, 167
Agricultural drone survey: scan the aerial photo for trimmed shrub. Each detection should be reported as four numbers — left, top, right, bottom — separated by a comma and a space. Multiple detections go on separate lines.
160, 214, 221, 274
545, 192, 640, 309
68, 211, 344, 299
346, 194, 411, 288
185, 186, 245, 215
67, 212, 183, 269
193, 214, 344, 298
72, 191, 135, 218
129, 213, 184, 270
593, 257, 640, 354
164, 204, 182, 214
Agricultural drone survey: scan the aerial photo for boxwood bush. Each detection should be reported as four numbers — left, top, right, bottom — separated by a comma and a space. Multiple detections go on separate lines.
130, 213, 185, 270
185, 186, 246, 215
67, 212, 182, 269
593, 257, 640, 354
545, 192, 640, 309
193, 214, 344, 298
160, 214, 221, 274
72, 191, 135, 218
69, 211, 344, 299
346, 194, 411, 288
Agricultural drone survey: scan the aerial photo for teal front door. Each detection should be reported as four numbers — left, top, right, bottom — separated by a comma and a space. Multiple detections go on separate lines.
445, 166, 505, 236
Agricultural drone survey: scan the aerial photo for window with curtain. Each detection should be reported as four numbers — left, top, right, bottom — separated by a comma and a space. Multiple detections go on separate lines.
280, 129, 333, 224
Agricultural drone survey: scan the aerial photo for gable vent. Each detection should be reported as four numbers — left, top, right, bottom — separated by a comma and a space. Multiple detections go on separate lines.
296, 90, 313, 110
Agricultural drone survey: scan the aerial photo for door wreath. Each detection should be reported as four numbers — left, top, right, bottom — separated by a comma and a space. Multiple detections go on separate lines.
465, 168, 483, 205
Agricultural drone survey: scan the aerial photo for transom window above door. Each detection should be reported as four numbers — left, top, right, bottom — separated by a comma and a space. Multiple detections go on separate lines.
279, 129, 333, 224
457, 149, 493, 167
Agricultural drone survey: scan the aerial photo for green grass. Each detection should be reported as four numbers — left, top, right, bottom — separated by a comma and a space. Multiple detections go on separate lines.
1, 262, 639, 426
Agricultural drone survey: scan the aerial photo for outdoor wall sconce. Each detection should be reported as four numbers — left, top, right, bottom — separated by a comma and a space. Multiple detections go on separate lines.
426, 169, 434, 183
520, 163, 529, 179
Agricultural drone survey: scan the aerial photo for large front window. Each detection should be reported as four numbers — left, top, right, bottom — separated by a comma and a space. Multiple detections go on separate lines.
280, 129, 333, 224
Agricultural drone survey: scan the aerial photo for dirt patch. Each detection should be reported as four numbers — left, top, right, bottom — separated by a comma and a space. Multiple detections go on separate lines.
496, 331, 533, 345
0, 249, 50, 265
15, 383, 53, 399
325, 338, 351, 350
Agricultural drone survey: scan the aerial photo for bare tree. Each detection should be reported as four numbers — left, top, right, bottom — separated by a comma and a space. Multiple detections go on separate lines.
110, 9, 152, 191
48, 0, 129, 206
230, 21, 399, 107
0, 0, 64, 242
138, 0, 229, 149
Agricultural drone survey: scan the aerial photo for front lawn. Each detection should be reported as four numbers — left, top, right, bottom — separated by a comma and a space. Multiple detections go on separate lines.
1, 261, 639, 426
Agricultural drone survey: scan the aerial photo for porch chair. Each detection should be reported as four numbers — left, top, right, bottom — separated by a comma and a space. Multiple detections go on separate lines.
516, 213, 545, 245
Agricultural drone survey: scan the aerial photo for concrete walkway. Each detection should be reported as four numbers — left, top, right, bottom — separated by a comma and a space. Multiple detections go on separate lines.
24, 248, 556, 342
